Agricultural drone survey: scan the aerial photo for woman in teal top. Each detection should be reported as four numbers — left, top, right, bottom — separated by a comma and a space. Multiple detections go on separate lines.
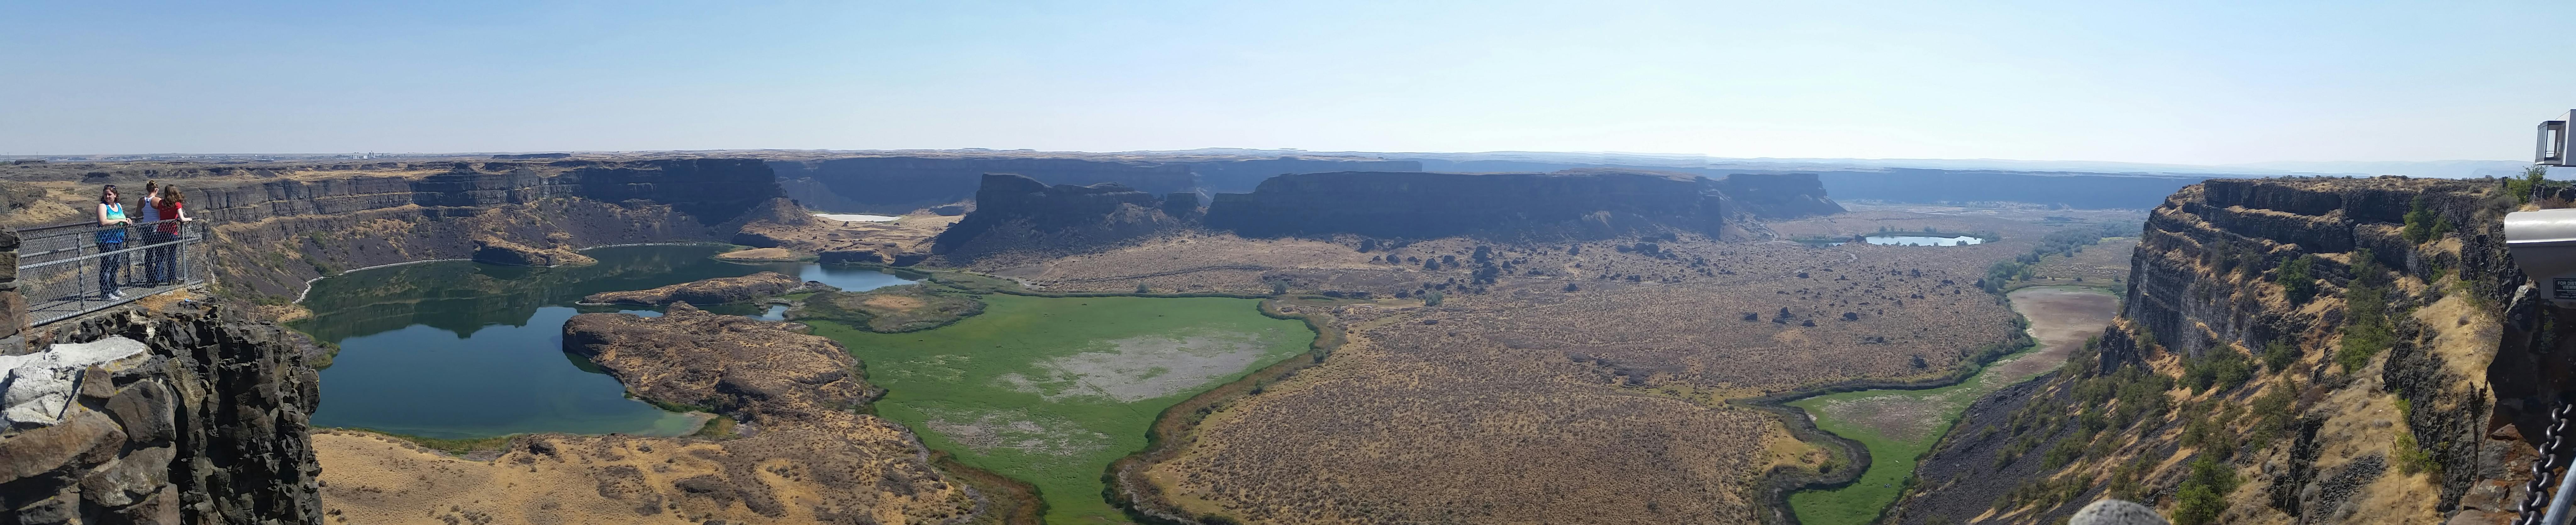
95, 185, 132, 300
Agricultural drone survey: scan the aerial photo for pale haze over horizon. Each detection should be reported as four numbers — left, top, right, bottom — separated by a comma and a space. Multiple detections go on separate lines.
4, 1, 2566, 166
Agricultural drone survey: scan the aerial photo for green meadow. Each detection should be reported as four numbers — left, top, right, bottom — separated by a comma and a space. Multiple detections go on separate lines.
815, 294, 1313, 525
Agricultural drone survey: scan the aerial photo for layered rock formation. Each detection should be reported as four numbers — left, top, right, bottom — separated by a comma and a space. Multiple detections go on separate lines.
929, 174, 1186, 263
0, 158, 789, 304
1202, 169, 1838, 240
579, 272, 805, 307
1890, 176, 2544, 524
1, 302, 322, 525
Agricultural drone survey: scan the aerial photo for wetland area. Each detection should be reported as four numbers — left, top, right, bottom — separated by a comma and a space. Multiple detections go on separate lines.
1785, 285, 2119, 525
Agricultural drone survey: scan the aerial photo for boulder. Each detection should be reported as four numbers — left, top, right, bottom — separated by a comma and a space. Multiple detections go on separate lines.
470, 238, 596, 267
2, 336, 150, 428
582, 272, 804, 306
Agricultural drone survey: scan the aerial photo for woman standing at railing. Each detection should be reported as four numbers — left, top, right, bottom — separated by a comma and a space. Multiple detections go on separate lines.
150, 186, 191, 285
95, 185, 132, 300
137, 181, 166, 285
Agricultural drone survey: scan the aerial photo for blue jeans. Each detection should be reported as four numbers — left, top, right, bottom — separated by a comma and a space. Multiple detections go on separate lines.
97, 240, 124, 297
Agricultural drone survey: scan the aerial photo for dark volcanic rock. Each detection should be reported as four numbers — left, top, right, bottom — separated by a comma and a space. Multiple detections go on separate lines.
929, 174, 1183, 262
3, 304, 324, 525
1203, 169, 1784, 240
1712, 173, 1845, 218
581, 272, 804, 306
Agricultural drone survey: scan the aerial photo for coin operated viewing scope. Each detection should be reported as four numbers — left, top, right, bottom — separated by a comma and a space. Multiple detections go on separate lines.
2518, 111, 2576, 309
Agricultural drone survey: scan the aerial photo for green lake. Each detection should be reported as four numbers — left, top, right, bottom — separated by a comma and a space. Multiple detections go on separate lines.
293, 244, 912, 439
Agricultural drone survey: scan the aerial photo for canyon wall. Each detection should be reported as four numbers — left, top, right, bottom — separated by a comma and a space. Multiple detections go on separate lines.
1184, 157, 1423, 193
14, 159, 796, 302
1890, 176, 2549, 524
1202, 169, 1837, 240
771, 157, 1196, 213
928, 174, 1185, 264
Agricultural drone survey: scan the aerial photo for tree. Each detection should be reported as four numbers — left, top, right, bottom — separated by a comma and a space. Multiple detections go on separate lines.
1136, 283, 1151, 294
2511, 165, 2550, 205
1422, 290, 1444, 306
1563, 283, 1579, 292
2278, 255, 2317, 305
1271, 281, 1289, 295
2402, 196, 2438, 243
1358, 238, 1378, 252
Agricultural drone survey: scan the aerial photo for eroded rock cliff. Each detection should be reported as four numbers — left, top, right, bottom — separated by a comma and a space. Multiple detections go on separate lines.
1, 301, 322, 525
0, 158, 789, 305
1890, 176, 2545, 525
772, 156, 1197, 213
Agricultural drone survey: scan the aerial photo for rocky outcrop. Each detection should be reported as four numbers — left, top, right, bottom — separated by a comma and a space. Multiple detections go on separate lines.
541, 305, 974, 521
1713, 173, 1844, 218
1894, 176, 2539, 524
580, 272, 804, 306
771, 157, 1197, 213
1202, 169, 1753, 240
1, 303, 322, 524
929, 174, 1184, 263
469, 237, 596, 267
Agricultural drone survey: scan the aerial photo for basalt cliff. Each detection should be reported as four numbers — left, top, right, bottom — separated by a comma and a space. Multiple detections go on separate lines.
770, 154, 1418, 213
1887, 176, 2568, 525
1202, 170, 1840, 240
0, 159, 797, 308
0, 291, 324, 523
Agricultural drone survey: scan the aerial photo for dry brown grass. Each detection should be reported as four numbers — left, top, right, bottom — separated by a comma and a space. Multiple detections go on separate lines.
1055, 214, 2066, 524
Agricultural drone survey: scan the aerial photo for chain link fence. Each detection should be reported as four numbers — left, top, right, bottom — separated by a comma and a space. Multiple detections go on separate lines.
15, 219, 209, 326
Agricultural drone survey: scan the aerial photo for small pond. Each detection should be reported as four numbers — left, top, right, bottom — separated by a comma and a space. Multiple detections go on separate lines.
293, 244, 912, 439
1864, 235, 1984, 246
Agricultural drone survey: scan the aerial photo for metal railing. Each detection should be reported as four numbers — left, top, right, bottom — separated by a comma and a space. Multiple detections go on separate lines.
15, 219, 209, 326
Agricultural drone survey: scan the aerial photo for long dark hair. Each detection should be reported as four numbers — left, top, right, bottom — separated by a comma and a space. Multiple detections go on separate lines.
99, 184, 118, 204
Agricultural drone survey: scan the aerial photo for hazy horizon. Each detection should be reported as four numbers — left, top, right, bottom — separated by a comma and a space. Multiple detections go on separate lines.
7, 1, 2568, 165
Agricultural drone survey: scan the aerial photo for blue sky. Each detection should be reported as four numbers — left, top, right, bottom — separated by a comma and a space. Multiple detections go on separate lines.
3, 1, 2566, 164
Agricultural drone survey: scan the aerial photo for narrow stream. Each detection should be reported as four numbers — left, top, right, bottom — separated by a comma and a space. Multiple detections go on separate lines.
1785, 286, 2120, 525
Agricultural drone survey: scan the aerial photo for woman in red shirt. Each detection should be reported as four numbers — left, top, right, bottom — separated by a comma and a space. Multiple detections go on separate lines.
148, 186, 191, 285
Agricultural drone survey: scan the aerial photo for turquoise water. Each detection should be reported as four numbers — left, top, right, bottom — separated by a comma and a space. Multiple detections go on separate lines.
293, 244, 912, 439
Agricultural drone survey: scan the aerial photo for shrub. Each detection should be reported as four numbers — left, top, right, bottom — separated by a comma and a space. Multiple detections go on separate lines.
2278, 255, 2317, 305
2262, 340, 2299, 371
2182, 347, 2254, 394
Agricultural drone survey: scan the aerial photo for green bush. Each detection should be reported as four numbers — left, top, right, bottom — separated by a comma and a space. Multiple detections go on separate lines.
2262, 340, 2299, 371
2182, 347, 2254, 394
2278, 255, 2317, 305
2171, 455, 2241, 525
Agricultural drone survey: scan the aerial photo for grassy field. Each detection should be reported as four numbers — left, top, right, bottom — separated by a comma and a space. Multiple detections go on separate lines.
1785, 286, 2118, 525
815, 294, 1313, 525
